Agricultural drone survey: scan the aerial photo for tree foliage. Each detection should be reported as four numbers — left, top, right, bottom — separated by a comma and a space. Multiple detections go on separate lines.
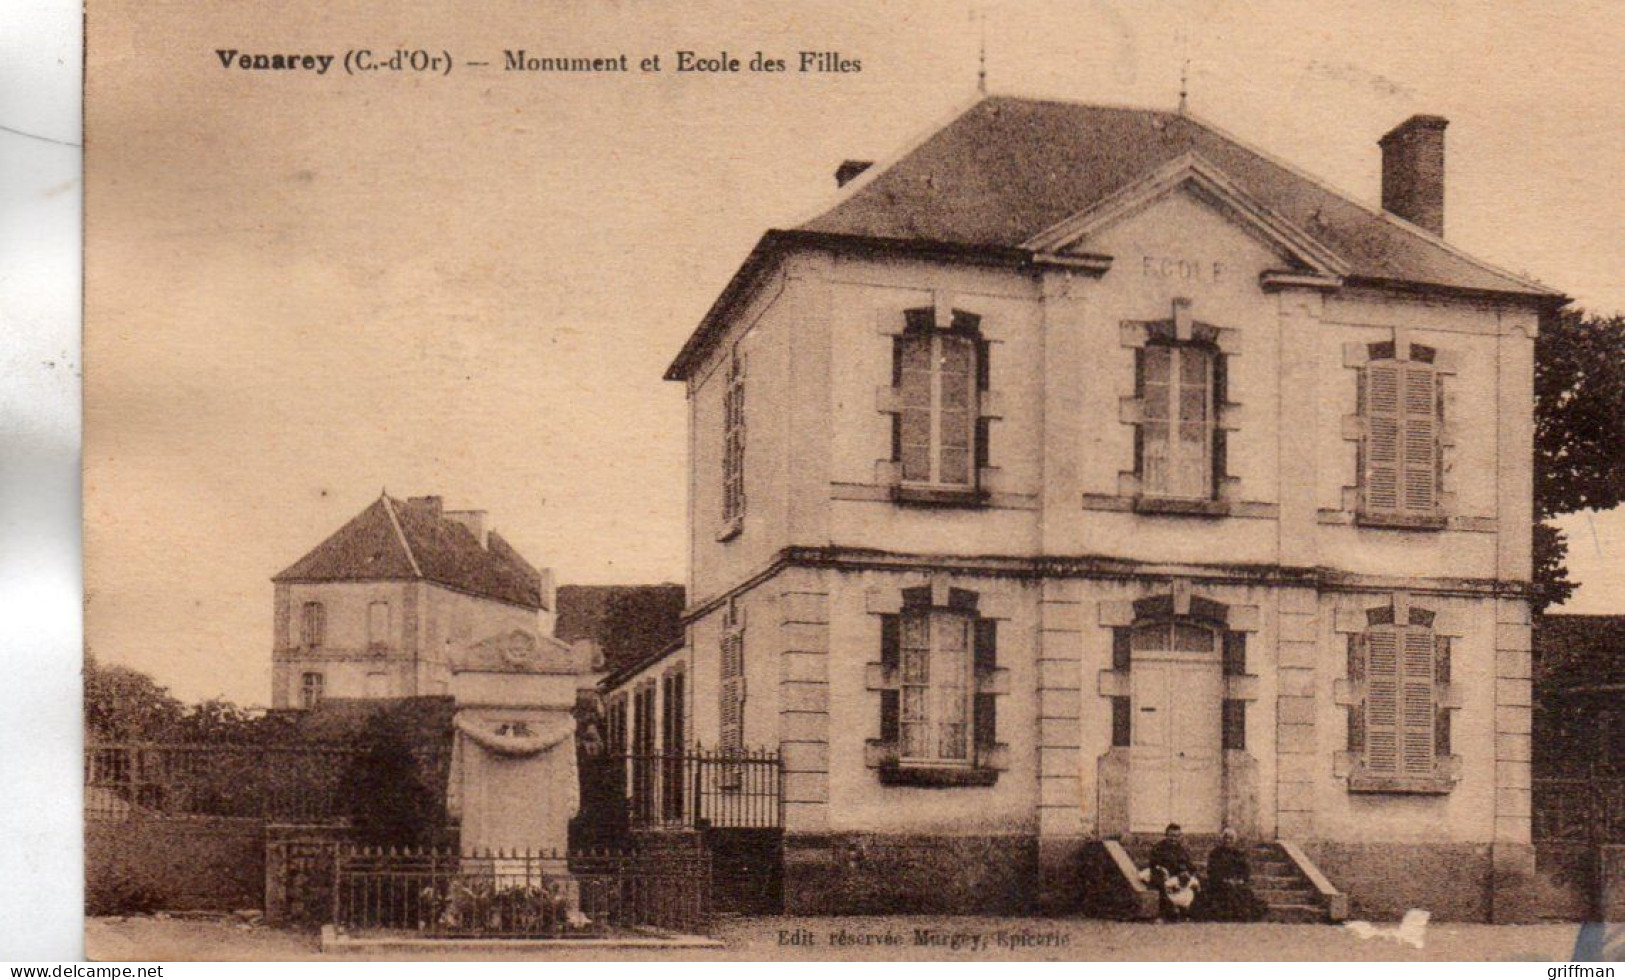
1532, 309, 1625, 612
341, 709, 438, 848
84, 650, 272, 742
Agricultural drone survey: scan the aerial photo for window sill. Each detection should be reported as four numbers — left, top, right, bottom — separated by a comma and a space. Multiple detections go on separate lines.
714, 515, 744, 542
891, 484, 988, 508
1347, 774, 1457, 795
1354, 511, 1447, 531
878, 764, 1000, 788
1133, 496, 1230, 518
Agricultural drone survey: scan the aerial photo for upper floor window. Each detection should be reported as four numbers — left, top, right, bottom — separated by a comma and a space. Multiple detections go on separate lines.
299, 671, 324, 709
1360, 343, 1442, 522
367, 601, 390, 654
1139, 341, 1216, 499
720, 345, 746, 536
299, 601, 325, 648
892, 309, 987, 498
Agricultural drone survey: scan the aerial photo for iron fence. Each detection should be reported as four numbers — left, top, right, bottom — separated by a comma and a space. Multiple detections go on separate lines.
593, 747, 780, 830
332, 845, 711, 937
1533, 777, 1625, 844
84, 742, 366, 822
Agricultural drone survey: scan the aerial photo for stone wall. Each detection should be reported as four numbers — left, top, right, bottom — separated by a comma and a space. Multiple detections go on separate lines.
783, 833, 1037, 915
86, 817, 265, 913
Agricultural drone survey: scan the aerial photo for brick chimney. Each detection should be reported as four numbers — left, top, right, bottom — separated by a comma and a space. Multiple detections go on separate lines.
407, 495, 443, 517
445, 509, 488, 548
1379, 114, 1449, 237
835, 159, 873, 188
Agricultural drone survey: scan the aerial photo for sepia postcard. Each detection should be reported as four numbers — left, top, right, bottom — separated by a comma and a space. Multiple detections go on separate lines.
81, 0, 1624, 963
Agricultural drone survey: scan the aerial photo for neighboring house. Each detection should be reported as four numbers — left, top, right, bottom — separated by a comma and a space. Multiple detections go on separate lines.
271, 494, 568, 708
609, 96, 1565, 918
554, 583, 686, 677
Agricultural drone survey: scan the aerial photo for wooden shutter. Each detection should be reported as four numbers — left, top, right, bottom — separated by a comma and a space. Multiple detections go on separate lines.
723, 349, 747, 524
720, 630, 744, 752
879, 614, 900, 743
974, 618, 997, 751
1400, 626, 1436, 774
1401, 364, 1439, 513
1364, 362, 1402, 512
1364, 628, 1400, 773
1366, 359, 1440, 515
1222, 631, 1246, 676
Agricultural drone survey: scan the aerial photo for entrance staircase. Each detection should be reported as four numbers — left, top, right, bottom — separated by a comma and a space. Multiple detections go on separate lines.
1114, 835, 1347, 923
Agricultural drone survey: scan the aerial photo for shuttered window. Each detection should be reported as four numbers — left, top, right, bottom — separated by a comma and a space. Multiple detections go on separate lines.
1362, 623, 1437, 775
1363, 357, 1440, 516
1140, 342, 1215, 499
719, 625, 745, 754
722, 346, 746, 527
894, 312, 984, 489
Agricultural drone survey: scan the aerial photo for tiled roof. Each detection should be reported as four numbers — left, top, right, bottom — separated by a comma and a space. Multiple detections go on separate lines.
273, 495, 545, 609
803, 97, 1558, 295
554, 584, 685, 674
667, 96, 1564, 380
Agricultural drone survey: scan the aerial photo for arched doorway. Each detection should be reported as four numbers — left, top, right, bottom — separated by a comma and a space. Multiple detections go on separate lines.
1128, 618, 1224, 833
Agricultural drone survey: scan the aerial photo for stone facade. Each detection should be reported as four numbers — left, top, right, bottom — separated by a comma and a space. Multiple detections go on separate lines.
625, 100, 1559, 918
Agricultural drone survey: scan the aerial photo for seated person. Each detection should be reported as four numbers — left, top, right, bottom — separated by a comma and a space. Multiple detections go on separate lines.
1145, 823, 1198, 920
1197, 826, 1268, 922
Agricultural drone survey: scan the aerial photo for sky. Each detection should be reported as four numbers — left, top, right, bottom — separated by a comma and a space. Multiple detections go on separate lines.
84, 0, 1624, 705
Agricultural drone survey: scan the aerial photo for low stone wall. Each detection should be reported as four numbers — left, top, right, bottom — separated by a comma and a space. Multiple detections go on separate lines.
1298, 842, 1492, 922
87, 817, 265, 913
782, 833, 1037, 915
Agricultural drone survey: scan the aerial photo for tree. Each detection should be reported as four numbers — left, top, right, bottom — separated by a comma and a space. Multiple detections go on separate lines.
83, 650, 183, 741
341, 709, 438, 848
1532, 309, 1625, 612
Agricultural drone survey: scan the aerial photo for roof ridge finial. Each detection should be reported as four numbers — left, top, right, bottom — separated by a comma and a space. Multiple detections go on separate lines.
1177, 34, 1190, 115
973, 7, 987, 96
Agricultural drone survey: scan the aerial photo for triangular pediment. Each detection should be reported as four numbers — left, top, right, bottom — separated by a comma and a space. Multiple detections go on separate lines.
1023, 153, 1350, 280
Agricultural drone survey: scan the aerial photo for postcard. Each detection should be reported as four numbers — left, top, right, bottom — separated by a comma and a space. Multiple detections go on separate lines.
82, 0, 1624, 963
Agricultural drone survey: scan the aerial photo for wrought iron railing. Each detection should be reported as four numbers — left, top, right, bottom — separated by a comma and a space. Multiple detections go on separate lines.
587, 747, 781, 830
84, 742, 369, 822
332, 845, 711, 937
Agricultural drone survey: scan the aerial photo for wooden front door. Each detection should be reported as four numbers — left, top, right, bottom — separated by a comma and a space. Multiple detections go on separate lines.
1129, 624, 1224, 833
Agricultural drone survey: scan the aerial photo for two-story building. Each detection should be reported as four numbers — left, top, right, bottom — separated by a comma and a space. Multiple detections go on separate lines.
608, 96, 1566, 920
271, 493, 564, 709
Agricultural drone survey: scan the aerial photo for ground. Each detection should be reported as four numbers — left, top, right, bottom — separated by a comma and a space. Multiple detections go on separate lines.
84, 914, 1596, 962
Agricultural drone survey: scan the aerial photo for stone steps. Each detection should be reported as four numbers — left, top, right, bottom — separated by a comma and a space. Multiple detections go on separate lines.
1117, 837, 1332, 924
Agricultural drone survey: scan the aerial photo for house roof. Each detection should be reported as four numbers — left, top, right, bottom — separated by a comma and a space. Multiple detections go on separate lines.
667, 96, 1565, 380
273, 495, 545, 610
554, 583, 685, 674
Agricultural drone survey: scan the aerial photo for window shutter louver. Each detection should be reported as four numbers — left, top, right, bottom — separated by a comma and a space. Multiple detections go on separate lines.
1365, 363, 1402, 512
1112, 628, 1132, 671
879, 614, 900, 743
1401, 365, 1438, 513
1365, 629, 1400, 773
1222, 631, 1246, 676
974, 618, 997, 752
720, 629, 744, 753
1400, 627, 1436, 774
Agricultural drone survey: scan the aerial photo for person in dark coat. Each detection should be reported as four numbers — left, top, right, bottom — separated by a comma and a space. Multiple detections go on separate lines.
1198, 826, 1268, 922
1146, 823, 1198, 920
